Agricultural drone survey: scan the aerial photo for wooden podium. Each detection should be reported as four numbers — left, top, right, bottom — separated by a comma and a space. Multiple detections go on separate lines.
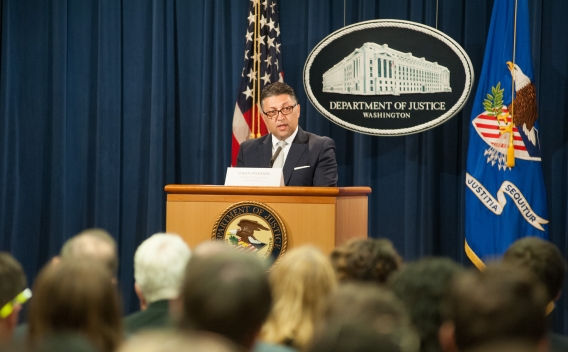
164, 185, 371, 254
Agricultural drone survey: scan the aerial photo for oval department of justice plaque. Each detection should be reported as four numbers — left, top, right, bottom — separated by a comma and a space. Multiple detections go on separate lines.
304, 19, 474, 136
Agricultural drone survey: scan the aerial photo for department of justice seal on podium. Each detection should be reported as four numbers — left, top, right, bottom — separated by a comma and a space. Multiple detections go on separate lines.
212, 201, 287, 265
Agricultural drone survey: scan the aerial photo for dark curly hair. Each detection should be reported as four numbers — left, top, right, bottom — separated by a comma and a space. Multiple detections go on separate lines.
503, 236, 567, 301
330, 238, 402, 285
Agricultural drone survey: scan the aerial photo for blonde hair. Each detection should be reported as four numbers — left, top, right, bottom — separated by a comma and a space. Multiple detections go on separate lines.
260, 246, 337, 350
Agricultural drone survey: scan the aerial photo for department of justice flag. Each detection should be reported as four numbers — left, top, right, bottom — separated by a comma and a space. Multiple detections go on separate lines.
465, 0, 548, 268
231, 0, 284, 166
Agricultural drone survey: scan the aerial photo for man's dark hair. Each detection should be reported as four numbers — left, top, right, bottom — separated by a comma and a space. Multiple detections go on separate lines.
320, 282, 419, 352
324, 282, 410, 329
445, 264, 548, 351
330, 238, 402, 284
260, 82, 298, 109
503, 236, 567, 301
0, 252, 27, 309
389, 257, 463, 352
178, 251, 272, 348
309, 322, 416, 352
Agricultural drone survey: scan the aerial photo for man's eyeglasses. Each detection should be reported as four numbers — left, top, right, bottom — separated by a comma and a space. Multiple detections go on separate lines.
262, 104, 297, 120
0, 288, 32, 318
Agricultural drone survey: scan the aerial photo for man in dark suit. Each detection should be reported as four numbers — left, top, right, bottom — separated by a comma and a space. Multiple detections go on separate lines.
236, 82, 338, 187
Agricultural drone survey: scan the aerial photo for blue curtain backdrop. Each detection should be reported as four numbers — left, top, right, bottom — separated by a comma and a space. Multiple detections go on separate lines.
1, 0, 567, 333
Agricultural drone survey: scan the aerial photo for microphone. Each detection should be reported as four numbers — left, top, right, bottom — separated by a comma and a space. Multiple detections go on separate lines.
269, 146, 283, 168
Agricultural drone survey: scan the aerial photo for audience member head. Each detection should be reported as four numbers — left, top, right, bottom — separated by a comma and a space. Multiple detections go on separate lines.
439, 264, 548, 352
27, 260, 123, 352
309, 323, 416, 352
59, 228, 118, 276
260, 246, 337, 350
313, 282, 419, 352
133, 233, 191, 309
178, 251, 271, 350
192, 241, 232, 258
389, 257, 463, 352
0, 252, 28, 343
503, 236, 567, 302
116, 330, 240, 352
331, 238, 402, 285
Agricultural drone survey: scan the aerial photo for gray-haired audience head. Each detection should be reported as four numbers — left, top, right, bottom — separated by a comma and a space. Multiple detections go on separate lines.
0, 252, 27, 343
134, 233, 191, 304
178, 251, 271, 350
60, 228, 118, 276
389, 257, 464, 352
503, 236, 567, 302
440, 264, 548, 352
311, 282, 419, 352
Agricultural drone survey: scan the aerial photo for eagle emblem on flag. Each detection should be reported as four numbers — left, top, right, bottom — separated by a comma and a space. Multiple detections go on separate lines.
471, 62, 541, 171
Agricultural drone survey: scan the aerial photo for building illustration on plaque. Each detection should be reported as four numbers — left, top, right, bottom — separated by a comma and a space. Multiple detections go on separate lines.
322, 42, 451, 96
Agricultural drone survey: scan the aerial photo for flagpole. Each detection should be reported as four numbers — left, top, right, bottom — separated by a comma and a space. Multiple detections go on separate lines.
343, 0, 346, 27
232, 0, 284, 165
256, 1, 262, 138
507, 0, 519, 167
436, 0, 439, 29
250, 1, 257, 138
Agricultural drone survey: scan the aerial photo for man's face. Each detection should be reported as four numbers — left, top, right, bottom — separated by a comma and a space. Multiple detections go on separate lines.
261, 94, 300, 141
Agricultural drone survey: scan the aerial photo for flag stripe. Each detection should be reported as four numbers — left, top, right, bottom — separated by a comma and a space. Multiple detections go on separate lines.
478, 132, 523, 142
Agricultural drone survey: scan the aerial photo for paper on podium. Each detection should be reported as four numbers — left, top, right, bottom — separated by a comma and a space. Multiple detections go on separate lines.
224, 167, 284, 187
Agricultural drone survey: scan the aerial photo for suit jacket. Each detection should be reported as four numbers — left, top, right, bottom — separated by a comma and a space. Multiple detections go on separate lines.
236, 127, 338, 186
123, 300, 171, 336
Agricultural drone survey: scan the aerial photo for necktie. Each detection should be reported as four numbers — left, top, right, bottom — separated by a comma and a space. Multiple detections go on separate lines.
273, 141, 287, 168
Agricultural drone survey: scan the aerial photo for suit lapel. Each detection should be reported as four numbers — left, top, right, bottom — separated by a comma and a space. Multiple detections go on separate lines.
258, 135, 273, 168
283, 128, 308, 185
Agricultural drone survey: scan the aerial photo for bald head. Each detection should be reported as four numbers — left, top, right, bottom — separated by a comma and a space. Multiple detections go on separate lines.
60, 229, 118, 275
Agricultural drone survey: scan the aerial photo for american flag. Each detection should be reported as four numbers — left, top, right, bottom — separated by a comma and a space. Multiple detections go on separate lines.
231, 0, 284, 166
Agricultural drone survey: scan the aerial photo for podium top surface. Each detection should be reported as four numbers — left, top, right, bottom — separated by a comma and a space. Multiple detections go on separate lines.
164, 185, 371, 197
